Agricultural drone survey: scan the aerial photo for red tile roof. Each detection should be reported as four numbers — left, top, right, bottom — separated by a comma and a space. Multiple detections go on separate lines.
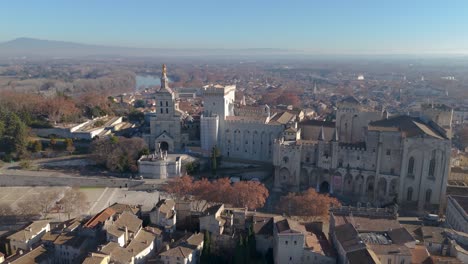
84, 208, 116, 228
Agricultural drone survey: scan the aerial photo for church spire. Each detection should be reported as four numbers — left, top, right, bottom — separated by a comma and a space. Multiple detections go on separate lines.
160, 64, 170, 91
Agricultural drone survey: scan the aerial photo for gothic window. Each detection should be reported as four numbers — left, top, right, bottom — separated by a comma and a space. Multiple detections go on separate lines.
283, 157, 289, 163
339, 160, 343, 167
166, 101, 168, 107
425, 189, 432, 203
407, 187, 413, 201
386, 149, 391, 155
407, 157, 415, 175
166, 108, 169, 114
428, 159, 436, 178
160, 108, 163, 114
305, 156, 310, 163
160, 101, 163, 106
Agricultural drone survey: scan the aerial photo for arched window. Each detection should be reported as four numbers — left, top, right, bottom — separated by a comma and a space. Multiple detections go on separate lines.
428, 159, 436, 178
407, 157, 415, 175
425, 189, 432, 203
407, 187, 413, 201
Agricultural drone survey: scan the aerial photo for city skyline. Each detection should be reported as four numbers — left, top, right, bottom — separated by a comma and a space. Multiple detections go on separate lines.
2, 0, 468, 54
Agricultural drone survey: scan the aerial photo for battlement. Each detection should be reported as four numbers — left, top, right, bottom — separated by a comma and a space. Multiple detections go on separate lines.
202, 84, 236, 96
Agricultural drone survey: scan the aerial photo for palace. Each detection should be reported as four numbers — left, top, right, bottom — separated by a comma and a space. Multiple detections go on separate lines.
273, 98, 452, 211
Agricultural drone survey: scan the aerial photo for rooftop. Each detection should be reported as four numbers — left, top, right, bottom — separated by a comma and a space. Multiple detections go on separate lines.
160, 246, 193, 258
8, 245, 50, 264
449, 195, 468, 215
82, 254, 109, 264
252, 216, 274, 236
185, 232, 204, 247
53, 233, 88, 248
154, 199, 176, 219
108, 203, 140, 215
368, 115, 447, 140
7, 220, 49, 242
275, 218, 307, 234
334, 223, 365, 252
84, 208, 116, 229
346, 248, 379, 264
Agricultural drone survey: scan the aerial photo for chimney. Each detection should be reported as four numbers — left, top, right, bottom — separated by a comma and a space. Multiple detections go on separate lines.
124, 226, 129, 244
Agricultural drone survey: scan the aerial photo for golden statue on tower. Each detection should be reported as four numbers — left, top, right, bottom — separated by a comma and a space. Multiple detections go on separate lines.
162, 64, 167, 76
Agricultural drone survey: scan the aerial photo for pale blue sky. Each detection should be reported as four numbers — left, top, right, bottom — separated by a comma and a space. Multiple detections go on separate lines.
1, 0, 468, 54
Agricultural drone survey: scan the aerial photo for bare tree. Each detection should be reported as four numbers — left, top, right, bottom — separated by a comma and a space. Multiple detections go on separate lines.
59, 188, 89, 219
16, 191, 60, 219
0, 204, 14, 216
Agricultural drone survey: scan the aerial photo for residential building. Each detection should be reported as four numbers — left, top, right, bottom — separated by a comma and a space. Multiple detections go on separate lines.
199, 204, 230, 235
7, 220, 50, 254
82, 253, 110, 264
149, 199, 177, 232
104, 212, 142, 247
159, 246, 195, 264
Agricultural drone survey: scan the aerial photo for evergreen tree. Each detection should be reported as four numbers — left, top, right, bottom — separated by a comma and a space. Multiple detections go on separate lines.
201, 230, 212, 263
248, 226, 257, 258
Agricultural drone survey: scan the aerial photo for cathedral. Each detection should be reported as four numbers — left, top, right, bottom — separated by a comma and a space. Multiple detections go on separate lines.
144, 64, 185, 152
273, 98, 452, 212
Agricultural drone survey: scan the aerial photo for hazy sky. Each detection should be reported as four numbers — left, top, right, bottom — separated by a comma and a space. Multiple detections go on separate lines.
1, 0, 468, 54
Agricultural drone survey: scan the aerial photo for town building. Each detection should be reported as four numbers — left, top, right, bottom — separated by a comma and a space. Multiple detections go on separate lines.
329, 205, 418, 264
7, 220, 50, 255
149, 199, 177, 232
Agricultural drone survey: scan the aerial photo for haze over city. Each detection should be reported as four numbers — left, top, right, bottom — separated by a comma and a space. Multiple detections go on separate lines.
2, 0, 468, 54
0, 2, 468, 264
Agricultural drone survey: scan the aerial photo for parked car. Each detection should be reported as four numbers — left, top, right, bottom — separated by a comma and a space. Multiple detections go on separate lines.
250, 178, 260, 182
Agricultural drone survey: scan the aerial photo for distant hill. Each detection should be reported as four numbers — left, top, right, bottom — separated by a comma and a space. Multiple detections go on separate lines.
0, 37, 300, 59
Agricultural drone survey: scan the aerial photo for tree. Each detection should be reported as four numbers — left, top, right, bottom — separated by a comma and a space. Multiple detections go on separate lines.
201, 230, 211, 263
0, 108, 28, 157
49, 137, 57, 150
65, 138, 75, 154
277, 188, 340, 219
233, 234, 247, 264
90, 136, 146, 173
128, 110, 145, 123
162, 175, 195, 200
59, 188, 88, 219
134, 99, 146, 108
163, 176, 269, 210
0, 204, 14, 216
211, 147, 218, 177
33, 140, 43, 153
185, 161, 200, 175
19, 160, 32, 169
231, 181, 269, 210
